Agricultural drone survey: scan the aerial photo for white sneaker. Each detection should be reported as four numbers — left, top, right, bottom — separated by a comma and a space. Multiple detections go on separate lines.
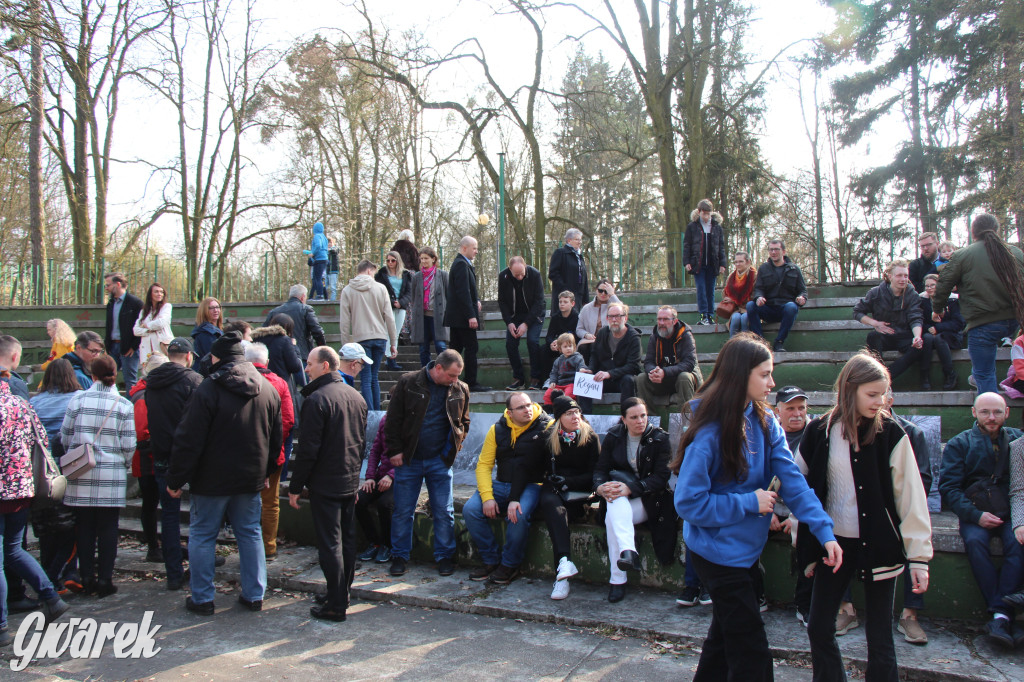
556, 557, 579, 581
550, 580, 570, 600
543, 379, 552, 389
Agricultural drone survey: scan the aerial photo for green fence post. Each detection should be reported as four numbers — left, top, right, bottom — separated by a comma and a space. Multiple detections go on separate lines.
154, 254, 159, 284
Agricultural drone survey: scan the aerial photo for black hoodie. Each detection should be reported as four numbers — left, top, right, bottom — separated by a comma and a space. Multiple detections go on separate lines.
167, 360, 283, 495
144, 361, 204, 471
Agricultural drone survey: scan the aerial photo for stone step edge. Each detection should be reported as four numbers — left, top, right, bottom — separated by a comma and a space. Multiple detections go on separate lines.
111, 548, 996, 682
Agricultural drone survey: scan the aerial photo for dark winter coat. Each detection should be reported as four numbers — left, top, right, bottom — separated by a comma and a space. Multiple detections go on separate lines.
918, 297, 966, 350
167, 360, 283, 495
251, 325, 304, 382
590, 324, 643, 382
643, 320, 697, 381
144, 361, 204, 472
852, 282, 924, 333
497, 265, 546, 327
190, 323, 223, 360
375, 267, 413, 310
511, 428, 601, 500
548, 243, 589, 313
263, 297, 327, 361
752, 256, 808, 307
384, 364, 471, 467
442, 254, 480, 328
682, 217, 726, 275
288, 372, 368, 499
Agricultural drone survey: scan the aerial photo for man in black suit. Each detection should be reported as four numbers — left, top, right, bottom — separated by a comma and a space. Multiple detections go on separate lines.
104, 272, 143, 391
443, 236, 490, 392
497, 256, 546, 390
547, 228, 588, 313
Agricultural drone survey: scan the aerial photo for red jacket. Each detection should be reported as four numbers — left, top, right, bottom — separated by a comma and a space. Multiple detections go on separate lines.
130, 379, 152, 478
724, 269, 756, 306
255, 363, 295, 466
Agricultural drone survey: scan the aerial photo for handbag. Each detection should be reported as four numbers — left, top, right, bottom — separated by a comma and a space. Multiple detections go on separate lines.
964, 440, 1011, 520
715, 296, 738, 320
29, 419, 66, 509
60, 398, 118, 480
609, 469, 643, 499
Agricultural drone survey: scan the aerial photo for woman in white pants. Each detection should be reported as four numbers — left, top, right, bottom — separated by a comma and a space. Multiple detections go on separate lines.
594, 397, 677, 603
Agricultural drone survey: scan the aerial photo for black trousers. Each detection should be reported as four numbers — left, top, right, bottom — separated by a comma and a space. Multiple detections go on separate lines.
690, 550, 773, 682
310, 493, 357, 612
807, 537, 897, 682
536, 488, 589, 564
73, 507, 120, 583
866, 330, 933, 381
449, 327, 479, 385
355, 487, 394, 548
138, 474, 161, 551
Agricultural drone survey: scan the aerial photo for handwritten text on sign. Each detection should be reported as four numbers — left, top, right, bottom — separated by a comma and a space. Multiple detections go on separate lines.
573, 372, 604, 400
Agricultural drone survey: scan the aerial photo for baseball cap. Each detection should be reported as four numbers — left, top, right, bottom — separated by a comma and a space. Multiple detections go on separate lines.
167, 337, 195, 355
775, 386, 807, 405
339, 342, 373, 364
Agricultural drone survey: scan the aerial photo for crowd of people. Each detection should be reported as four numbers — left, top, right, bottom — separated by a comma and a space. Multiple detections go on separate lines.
0, 211, 1022, 681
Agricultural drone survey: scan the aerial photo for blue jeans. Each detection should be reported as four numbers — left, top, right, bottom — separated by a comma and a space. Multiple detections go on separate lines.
728, 311, 748, 337
694, 268, 717, 316
463, 482, 541, 567
358, 338, 387, 411
1, 510, 58, 629
968, 319, 1019, 394
419, 315, 447, 367
327, 272, 339, 301
310, 260, 327, 299
390, 457, 455, 562
747, 301, 800, 344
505, 322, 544, 382
959, 520, 1024, 616
110, 340, 139, 392
155, 472, 184, 584
189, 493, 266, 604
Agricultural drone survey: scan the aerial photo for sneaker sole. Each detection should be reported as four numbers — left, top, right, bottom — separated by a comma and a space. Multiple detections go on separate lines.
676, 599, 698, 607
897, 624, 928, 645
835, 621, 859, 636
556, 567, 579, 581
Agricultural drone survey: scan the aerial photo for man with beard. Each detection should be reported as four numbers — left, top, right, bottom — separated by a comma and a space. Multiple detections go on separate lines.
620, 306, 701, 406
575, 303, 642, 414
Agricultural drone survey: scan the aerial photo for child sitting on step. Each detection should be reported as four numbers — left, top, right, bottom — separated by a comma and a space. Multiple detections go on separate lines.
544, 333, 587, 406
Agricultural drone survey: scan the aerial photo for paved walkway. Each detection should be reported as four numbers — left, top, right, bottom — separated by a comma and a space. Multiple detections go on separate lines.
106, 543, 1024, 682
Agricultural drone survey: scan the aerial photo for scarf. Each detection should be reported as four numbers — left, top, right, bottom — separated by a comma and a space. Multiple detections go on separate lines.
422, 266, 436, 310
559, 428, 578, 445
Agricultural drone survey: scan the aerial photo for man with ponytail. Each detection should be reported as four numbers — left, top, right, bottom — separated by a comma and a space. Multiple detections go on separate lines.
933, 214, 1024, 394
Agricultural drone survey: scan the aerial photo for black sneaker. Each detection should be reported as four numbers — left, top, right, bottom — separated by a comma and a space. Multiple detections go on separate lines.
698, 587, 712, 605
167, 579, 183, 591
238, 595, 263, 612
358, 545, 380, 562
676, 585, 700, 607
437, 558, 456, 576
505, 379, 525, 391
375, 546, 392, 563
185, 596, 215, 616
488, 564, 520, 584
986, 618, 1015, 648
772, 341, 787, 353
390, 557, 408, 576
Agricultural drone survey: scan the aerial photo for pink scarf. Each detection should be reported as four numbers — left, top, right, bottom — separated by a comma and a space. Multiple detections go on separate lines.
422, 266, 436, 310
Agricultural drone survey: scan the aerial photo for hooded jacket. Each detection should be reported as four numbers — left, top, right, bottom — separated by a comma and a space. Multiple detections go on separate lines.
63, 351, 94, 390
682, 211, 726, 274
918, 295, 965, 350
288, 372, 367, 499
643, 320, 697, 381
475, 404, 553, 502
191, 322, 223, 360
852, 281, 924, 333
144, 361, 204, 472
752, 256, 808, 307
590, 324, 643, 382
167, 360, 283, 495
303, 222, 328, 261
339, 273, 398, 347
251, 325, 303, 383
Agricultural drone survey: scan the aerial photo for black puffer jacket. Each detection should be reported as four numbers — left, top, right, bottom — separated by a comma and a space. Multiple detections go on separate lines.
251, 325, 303, 380
144, 362, 203, 472
167, 360, 283, 495
288, 372, 367, 499
682, 216, 726, 275
594, 421, 678, 565
852, 282, 923, 333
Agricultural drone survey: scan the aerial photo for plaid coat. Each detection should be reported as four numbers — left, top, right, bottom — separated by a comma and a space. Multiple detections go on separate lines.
60, 383, 135, 507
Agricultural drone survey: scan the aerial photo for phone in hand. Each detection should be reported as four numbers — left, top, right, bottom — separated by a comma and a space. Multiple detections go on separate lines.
767, 476, 781, 494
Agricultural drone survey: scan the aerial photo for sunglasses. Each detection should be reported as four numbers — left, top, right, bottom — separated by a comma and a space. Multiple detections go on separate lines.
597, 288, 609, 295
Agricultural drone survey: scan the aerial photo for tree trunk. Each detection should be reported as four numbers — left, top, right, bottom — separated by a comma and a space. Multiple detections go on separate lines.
29, 0, 47, 304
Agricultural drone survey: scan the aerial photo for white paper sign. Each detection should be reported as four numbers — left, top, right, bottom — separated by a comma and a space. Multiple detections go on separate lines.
573, 372, 604, 400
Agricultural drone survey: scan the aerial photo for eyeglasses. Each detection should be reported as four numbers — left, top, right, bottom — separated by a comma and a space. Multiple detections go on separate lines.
208, 305, 221, 310
85, 346, 105, 355
386, 259, 396, 263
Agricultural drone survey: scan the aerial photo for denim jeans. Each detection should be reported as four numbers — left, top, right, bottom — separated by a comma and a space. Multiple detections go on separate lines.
746, 300, 800, 344
390, 456, 455, 561
327, 273, 339, 301
690, 550, 772, 681
728, 311, 748, 337
694, 268, 717, 316
154, 472, 184, 584
968, 319, 1019, 394
808, 537, 898, 681
358, 338, 387, 411
189, 493, 266, 604
1, 509, 58, 629
959, 519, 1024, 616
505, 322, 544, 382
310, 260, 327, 299
463, 481, 541, 567
419, 315, 447, 367
109, 340, 140, 392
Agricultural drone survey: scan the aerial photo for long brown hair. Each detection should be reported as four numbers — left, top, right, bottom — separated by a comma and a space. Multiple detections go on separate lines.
141, 282, 168, 320
825, 351, 890, 451
670, 333, 771, 482
971, 214, 1024, 324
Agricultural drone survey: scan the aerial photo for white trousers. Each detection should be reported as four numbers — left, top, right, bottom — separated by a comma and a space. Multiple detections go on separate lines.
605, 496, 648, 584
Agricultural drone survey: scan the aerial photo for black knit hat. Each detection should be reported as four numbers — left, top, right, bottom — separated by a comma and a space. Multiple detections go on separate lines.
550, 390, 580, 420
210, 330, 245, 361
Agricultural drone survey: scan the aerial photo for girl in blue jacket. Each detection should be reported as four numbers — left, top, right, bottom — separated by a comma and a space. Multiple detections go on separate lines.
673, 333, 842, 681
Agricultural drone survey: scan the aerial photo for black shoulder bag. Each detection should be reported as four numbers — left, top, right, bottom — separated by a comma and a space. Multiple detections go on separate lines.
964, 439, 1011, 520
